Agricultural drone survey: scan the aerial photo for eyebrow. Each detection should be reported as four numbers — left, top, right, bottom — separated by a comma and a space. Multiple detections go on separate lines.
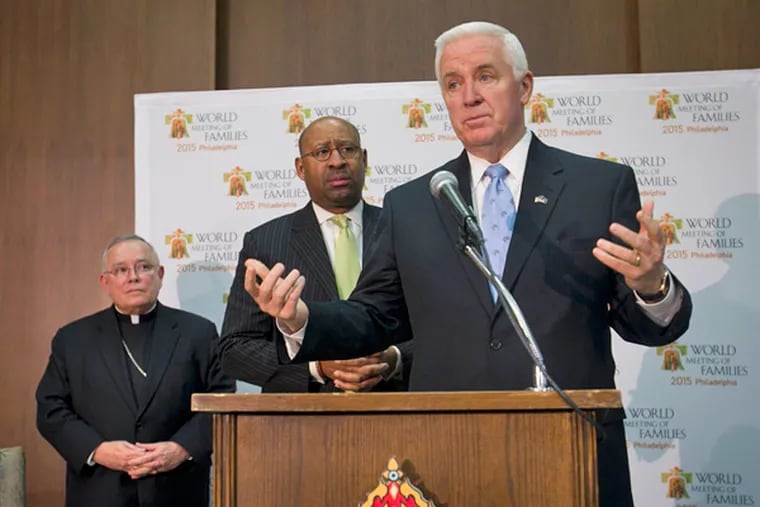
309, 140, 358, 148
441, 70, 460, 81
110, 258, 150, 267
443, 64, 497, 80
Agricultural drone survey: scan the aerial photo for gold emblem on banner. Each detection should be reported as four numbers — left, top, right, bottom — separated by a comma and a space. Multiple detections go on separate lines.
360, 457, 436, 507
659, 213, 683, 245
526, 92, 553, 124
165, 108, 192, 139
224, 166, 251, 197
402, 98, 430, 129
596, 151, 618, 163
657, 343, 687, 372
649, 89, 679, 120
165, 228, 192, 259
661, 466, 691, 499
283, 103, 311, 134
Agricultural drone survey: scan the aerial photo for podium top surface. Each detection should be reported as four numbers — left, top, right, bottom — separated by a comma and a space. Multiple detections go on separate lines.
192, 389, 621, 413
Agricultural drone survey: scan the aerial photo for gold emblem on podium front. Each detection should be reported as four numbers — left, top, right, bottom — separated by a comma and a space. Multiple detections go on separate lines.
359, 457, 436, 507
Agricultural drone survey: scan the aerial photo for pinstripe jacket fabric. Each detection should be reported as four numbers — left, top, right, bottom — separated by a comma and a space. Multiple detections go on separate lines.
219, 201, 412, 392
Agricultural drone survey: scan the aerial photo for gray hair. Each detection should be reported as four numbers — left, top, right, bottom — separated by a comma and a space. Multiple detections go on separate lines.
434, 21, 529, 82
101, 234, 160, 271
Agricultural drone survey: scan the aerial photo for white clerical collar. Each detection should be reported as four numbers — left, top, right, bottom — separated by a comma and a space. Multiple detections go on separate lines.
114, 302, 158, 324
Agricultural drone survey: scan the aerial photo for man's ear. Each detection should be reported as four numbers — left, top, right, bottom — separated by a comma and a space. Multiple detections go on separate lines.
295, 157, 306, 181
520, 71, 534, 106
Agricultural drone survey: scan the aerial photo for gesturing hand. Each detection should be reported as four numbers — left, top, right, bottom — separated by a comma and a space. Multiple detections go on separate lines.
592, 200, 667, 294
243, 259, 309, 333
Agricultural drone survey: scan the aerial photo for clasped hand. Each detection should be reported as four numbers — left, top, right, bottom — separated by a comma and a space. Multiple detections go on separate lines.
93, 440, 189, 479
319, 347, 397, 392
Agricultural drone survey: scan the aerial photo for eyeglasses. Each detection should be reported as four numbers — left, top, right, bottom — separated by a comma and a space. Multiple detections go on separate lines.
301, 144, 361, 162
103, 262, 157, 279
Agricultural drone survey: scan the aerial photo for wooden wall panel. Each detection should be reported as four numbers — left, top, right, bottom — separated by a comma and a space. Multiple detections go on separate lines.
218, 0, 641, 89
0, 1, 215, 505
638, 0, 760, 72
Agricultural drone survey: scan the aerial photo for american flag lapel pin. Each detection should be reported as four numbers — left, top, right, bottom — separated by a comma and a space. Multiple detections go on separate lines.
534, 195, 548, 205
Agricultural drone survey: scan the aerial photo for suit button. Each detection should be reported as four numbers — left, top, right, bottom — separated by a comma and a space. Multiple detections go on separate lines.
490, 339, 503, 350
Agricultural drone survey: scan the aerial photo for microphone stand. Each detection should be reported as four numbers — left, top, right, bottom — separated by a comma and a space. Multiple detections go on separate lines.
453, 218, 606, 439
457, 227, 607, 441
459, 238, 550, 391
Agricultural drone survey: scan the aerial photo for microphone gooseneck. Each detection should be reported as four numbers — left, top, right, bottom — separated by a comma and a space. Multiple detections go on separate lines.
431, 170, 605, 438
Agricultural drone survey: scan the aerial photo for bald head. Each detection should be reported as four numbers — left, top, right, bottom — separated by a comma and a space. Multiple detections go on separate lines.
298, 116, 361, 154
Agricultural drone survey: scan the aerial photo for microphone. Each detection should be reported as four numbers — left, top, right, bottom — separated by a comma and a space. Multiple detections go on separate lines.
432, 170, 605, 438
429, 171, 484, 247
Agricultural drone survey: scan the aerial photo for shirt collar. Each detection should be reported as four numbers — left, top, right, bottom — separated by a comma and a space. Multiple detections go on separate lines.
467, 129, 533, 186
311, 200, 364, 230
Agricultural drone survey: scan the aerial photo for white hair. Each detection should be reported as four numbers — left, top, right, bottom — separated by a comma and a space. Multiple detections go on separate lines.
434, 21, 529, 82
101, 234, 159, 271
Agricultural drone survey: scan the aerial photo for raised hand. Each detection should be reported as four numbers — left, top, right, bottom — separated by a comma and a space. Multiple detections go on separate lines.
592, 200, 667, 295
243, 259, 309, 333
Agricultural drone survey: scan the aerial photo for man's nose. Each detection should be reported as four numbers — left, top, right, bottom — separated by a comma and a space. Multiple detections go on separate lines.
463, 81, 482, 106
326, 148, 346, 166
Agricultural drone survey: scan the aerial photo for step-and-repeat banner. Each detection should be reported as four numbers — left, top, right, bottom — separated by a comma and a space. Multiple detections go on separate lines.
135, 70, 759, 506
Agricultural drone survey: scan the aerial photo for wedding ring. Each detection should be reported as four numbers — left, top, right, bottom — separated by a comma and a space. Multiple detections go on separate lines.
633, 252, 641, 267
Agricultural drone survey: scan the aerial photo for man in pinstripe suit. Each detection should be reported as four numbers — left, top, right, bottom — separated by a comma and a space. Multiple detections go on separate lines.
219, 116, 411, 392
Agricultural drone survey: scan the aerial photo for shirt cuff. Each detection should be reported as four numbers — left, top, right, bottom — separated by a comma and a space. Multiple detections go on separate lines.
382, 346, 403, 381
86, 450, 97, 466
277, 317, 307, 359
309, 361, 326, 383
634, 276, 683, 327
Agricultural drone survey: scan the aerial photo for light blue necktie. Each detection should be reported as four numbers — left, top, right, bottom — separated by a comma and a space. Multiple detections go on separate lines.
481, 163, 516, 300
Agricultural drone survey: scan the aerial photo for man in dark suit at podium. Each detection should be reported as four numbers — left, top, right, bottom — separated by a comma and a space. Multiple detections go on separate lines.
241, 22, 692, 506
219, 116, 411, 393
36, 234, 234, 507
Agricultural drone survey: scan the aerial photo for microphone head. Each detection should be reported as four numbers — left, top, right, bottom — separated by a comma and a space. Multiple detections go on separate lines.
429, 170, 458, 198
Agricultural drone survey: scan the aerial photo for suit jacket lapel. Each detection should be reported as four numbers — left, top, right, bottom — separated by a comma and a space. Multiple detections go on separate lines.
95, 309, 138, 415
433, 151, 493, 315
136, 303, 180, 419
290, 203, 338, 299
361, 202, 381, 265
503, 136, 565, 289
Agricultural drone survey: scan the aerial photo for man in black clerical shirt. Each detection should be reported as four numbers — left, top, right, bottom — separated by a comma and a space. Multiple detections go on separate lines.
36, 234, 234, 507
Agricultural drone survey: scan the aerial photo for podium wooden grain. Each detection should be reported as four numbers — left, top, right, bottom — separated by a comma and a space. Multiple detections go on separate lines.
193, 390, 621, 507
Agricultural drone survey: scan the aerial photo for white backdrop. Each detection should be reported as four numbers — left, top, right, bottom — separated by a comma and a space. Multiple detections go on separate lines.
135, 69, 759, 506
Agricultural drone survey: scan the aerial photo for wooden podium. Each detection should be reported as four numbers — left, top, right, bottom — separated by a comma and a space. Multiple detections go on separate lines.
192, 389, 621, 507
